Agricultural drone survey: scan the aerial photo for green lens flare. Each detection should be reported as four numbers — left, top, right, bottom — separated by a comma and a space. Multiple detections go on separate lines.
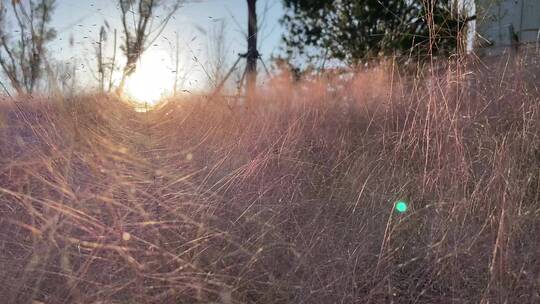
395, 201, 408, 213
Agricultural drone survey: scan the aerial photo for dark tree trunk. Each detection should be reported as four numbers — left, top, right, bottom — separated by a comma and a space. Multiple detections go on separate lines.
246, 0, 258, 106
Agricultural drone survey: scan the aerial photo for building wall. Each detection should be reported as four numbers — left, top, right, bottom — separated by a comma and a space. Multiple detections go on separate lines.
476, 0, 540, 54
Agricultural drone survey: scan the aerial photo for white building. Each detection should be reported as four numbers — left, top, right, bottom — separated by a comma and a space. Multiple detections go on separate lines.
475, 0, 540, 54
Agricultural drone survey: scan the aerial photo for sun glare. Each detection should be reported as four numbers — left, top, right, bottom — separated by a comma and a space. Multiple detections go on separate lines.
125, 50, 173, 105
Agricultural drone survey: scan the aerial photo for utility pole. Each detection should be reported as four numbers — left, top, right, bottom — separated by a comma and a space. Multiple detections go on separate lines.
108, 29, 117, 93
98, 26, 106, 92
246, 0, 258, 106
174, 32, 180, 95
209, 0, 271, 107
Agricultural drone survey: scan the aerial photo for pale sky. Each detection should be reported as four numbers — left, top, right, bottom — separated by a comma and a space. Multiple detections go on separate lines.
47, 0, 284, 97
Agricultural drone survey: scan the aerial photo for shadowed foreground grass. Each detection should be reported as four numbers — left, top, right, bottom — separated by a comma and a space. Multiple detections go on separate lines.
1, 56, 539, 303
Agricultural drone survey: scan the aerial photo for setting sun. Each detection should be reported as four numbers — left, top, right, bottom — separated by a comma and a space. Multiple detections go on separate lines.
125, 50, 174, 104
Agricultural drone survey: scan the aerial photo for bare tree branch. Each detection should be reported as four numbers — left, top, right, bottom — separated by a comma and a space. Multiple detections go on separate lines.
116, 0, 182, 95
0, 0, 56, 95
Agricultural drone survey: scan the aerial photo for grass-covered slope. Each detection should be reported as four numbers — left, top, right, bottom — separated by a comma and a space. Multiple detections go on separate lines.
1, 57, 539, 303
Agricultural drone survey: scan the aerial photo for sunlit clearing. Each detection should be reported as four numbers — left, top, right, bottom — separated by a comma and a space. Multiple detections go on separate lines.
125, 50, 173, 105
134, 105, 151, 113
128, 99, 152, 113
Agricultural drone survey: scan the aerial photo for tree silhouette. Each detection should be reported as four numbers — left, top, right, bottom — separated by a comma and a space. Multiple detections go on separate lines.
0, 0, 57, 95
281, 0, 471, 66
116, 0, 182, 95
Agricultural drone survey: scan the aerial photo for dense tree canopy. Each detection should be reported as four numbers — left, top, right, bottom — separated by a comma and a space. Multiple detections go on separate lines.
281, 0, 470, 66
